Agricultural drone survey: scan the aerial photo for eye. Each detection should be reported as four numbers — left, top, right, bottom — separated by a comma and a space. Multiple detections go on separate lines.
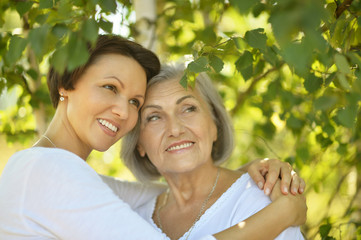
185, 105, 197, 113
103, 84, 117, 93
145, 114, 160, 122
129, 99, 141, 108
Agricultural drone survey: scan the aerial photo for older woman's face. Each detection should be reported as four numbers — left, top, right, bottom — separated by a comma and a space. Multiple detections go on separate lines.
137, 79, 217, 175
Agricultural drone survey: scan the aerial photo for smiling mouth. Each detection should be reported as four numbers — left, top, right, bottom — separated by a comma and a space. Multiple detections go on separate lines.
98, 119, 118, 133
166, 142, 194, 151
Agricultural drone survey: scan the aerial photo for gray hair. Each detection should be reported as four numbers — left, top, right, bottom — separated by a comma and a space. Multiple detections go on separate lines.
121, 64, 234, 182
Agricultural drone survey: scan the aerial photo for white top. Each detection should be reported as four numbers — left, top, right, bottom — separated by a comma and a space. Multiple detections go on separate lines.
0, 147, 215, 240
136, 173, 304, 240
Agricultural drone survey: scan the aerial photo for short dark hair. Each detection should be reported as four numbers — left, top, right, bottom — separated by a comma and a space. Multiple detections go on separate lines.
47, 34, 160, 108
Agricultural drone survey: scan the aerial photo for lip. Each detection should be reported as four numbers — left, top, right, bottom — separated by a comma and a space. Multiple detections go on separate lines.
165, 140, 194, 152
97, 118, 121, 137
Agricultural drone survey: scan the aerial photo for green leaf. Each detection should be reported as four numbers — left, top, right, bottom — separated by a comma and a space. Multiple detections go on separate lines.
35, 13, 49, 25
179, 73, 188, 88
187, 57, 208, 73
244, 28, 267, 51
82, 19, 99, 44
208, 55, 224, 73
304, 74, 323, 93
28, 25, 50, 59
98, 0, 117, 13
235, 51, 253, 70
235, 51, 253, 80
283, 41, 312, 76
52, 24, 68, 39
39, 0, 53, 9
261, 45, 279, 66
334, 53, 351, 74
50, 45, 68, 74
16, 1, 34, 16
319, 224, 332, 238
229, 0, 258, 14
5, 35, 27, 65
99, 19, 113, 33
314, 96, 338, 110
67, 34, 89, 71
286, 115, 304, 130
336, 106, 358, 128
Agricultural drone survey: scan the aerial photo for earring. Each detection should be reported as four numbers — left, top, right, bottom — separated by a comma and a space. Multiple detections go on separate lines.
60, 93, 64, 102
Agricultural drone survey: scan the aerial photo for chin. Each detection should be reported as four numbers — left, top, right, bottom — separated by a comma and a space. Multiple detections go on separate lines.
94, 145, 112, 152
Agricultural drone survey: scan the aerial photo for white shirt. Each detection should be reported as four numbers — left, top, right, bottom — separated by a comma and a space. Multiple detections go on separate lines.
0, 147, 215, 240
136, 173, 304, 240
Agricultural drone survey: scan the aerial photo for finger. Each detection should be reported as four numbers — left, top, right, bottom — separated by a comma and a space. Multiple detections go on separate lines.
299, 178, 306, 194
248, 165, 266, 190
280, 164, 293, 195
264, 168, 280, 195
290, 172, 300, 195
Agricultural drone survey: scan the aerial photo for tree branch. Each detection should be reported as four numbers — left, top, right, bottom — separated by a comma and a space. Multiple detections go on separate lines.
230, 62, 284, 116
335, 0, 353, 18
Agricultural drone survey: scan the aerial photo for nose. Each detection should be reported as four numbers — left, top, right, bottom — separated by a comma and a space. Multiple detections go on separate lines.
167, 116, 185, 137
112, 97, 129, 120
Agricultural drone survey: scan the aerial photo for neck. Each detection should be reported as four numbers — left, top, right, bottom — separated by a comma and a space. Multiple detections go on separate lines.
162, 164, 219, 208
39, 108, 92, 160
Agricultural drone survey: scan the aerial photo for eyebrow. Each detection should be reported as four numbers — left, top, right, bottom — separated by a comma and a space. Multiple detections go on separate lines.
142, 95, 196, 111
176, 95, 195, 104
105, 76, 124, 88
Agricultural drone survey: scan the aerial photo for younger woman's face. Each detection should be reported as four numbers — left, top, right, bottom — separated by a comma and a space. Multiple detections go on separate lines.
62, 54, 147, 152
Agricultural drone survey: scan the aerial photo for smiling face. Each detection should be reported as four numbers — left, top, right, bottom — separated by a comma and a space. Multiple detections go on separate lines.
61, 54, 146, 152
137, 78, 217, 175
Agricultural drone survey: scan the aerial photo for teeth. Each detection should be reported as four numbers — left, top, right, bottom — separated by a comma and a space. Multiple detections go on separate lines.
167, 142, 193, 151
98, 119, 118, 133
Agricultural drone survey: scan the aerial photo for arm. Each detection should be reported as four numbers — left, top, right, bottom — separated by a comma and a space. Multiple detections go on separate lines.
213, 193, 306, 240
241, 158, 306, 196
99, 174, 166, 209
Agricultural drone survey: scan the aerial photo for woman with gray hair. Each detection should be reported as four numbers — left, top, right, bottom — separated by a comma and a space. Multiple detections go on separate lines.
121, 64, 306, 240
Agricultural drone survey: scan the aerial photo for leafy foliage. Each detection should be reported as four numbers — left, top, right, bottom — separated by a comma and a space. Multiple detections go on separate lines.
1, 0, 361, 239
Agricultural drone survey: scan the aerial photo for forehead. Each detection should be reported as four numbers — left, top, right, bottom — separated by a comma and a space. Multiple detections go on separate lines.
145, 78, 197, 101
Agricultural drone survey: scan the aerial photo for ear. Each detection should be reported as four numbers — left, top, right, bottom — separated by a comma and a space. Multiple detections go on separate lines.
137, 144, 146, 157
59, 87, 68, 97
212, 122, 218, 142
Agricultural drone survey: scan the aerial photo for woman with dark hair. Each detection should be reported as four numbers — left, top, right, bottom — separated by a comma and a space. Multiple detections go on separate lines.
0, 35, 304, 240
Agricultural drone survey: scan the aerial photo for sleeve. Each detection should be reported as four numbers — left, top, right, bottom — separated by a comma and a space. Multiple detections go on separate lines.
99, 174, 167, 209
230, 176, 304, 240
22, 152, 168, 240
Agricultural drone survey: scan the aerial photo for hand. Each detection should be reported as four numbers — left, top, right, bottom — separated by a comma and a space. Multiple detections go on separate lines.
245, 158, 306, 196
270, 179, 308, 226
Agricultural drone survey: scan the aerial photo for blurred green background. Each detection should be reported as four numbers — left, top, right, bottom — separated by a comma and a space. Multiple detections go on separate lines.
1, 0, 361, 239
